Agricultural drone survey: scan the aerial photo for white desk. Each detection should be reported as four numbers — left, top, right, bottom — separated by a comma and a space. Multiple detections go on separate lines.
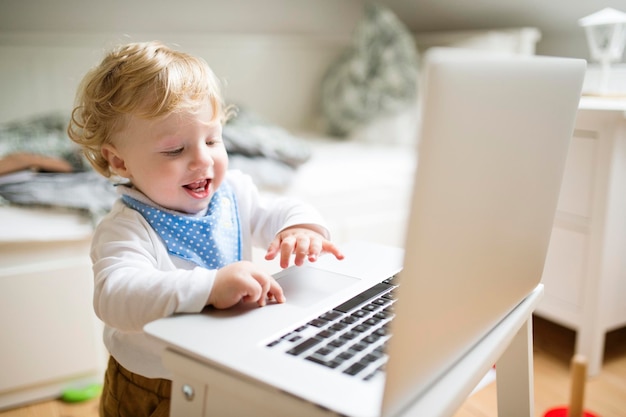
146, 284, 544, 417
535, 97, 626, 376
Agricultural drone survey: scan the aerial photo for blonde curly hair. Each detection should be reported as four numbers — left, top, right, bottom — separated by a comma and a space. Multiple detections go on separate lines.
68, 41, 233, 178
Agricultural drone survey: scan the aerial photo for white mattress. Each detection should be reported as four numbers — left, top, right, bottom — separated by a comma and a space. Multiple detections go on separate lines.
0, 137, 416, 245
264, 135, 416, 200
0, 205, 93, 242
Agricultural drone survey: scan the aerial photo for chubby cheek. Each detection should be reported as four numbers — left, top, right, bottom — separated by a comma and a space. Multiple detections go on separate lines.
212, 152, 229, 185
137, 163, 182, 196
138, 168, 171, 191
214, 147, 228, 169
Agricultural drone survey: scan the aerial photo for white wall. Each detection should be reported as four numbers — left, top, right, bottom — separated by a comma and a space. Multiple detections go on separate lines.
3, 0, 622, 60
1, 0, 619, 128
379, 0, 626, 60
0, 32, 352, 129
0, 1, 371, 129
0, 0, 364, 36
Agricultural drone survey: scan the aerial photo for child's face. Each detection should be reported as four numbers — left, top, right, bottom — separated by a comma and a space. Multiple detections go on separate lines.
103, 102, 228, 214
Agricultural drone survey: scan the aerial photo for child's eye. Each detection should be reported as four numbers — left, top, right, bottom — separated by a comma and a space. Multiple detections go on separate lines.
206, 137, 221, 146
162, 148, 183, 156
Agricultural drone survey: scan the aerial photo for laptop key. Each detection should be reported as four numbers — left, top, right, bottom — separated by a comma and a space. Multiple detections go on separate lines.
375, 327, 388, 337
331, 322, 348, 331
334, 282, 393, 313
343, 361, 368, 376
320, 311, 342, 321
363, 333, 381, 344
287, 337, 322, 356
353, 324, 369, 333
317, 329, 335, 339
306, 355, 340, 369
350, 342, 368, 352
315, 346, 334, 356
329, 338, 347, 348
352, 310, 367, 318
309, 318, 328, 328
341, 331, 359, 341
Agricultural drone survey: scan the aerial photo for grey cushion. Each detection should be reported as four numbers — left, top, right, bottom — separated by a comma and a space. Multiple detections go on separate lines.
320, 3, 420, 137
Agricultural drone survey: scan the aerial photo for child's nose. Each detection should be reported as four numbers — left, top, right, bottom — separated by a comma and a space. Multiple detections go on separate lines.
189, 146, 213, 169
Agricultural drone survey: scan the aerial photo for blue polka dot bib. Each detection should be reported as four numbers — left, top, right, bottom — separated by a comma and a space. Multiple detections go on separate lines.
122, 184, 242, 269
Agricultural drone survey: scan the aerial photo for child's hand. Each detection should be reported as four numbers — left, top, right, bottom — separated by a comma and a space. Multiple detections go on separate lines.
208, 261, 285, 308
265, 226, 345, 269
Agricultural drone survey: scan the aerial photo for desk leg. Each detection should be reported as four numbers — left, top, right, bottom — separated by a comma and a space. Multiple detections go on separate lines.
496, 317, 534, 417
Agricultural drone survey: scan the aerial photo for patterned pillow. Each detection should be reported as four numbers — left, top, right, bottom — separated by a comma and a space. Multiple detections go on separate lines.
320, 2, 420, 138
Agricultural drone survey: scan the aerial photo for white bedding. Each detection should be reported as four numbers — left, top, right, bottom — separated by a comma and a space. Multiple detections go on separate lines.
0, 136, 416, 247
260, 135, 416, 247
0, 205, 93, 242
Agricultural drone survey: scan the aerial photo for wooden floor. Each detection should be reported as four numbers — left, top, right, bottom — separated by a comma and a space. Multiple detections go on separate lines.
454, 316, 626, 417
2, 316, 625, 417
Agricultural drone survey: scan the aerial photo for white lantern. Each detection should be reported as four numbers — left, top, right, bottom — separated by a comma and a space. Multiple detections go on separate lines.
579, 8, 626, 94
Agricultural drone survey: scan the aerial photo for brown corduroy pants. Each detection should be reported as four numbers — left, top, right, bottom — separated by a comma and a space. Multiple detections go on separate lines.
99, 356, 172, 417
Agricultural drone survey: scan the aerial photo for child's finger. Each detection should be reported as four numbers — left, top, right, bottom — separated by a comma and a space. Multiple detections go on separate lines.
264, 237, 281, 260
323, 241, 345, 260
279, 236, 296, 268
268, 278, 286, 303
307, 238, 323, 262
292, 235, 314, 266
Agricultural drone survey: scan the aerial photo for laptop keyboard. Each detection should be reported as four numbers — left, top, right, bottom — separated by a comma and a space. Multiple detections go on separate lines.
266, 276, 398, 381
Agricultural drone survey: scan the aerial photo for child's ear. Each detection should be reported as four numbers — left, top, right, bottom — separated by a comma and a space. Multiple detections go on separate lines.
102, 144, 130, 178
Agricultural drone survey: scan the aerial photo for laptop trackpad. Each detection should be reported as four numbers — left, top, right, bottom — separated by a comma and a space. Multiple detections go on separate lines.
276, 267, 360, 308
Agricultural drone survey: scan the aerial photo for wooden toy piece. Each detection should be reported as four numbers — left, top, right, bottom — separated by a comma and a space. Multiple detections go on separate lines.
568, 354, 587, 417
543, 354, 600, 417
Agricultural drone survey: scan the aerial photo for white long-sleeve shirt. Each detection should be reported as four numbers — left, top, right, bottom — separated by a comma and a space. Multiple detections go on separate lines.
91, 170, 328, 378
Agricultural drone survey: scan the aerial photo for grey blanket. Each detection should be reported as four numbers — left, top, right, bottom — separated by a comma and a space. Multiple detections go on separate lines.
0, 109, 312, 218
0, 171, 118, 220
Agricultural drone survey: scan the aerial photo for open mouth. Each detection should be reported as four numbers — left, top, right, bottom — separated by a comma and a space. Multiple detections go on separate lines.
184, 179, 209, 193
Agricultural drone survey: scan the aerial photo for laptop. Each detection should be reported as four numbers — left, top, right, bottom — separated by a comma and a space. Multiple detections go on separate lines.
144, 48, 586, 417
